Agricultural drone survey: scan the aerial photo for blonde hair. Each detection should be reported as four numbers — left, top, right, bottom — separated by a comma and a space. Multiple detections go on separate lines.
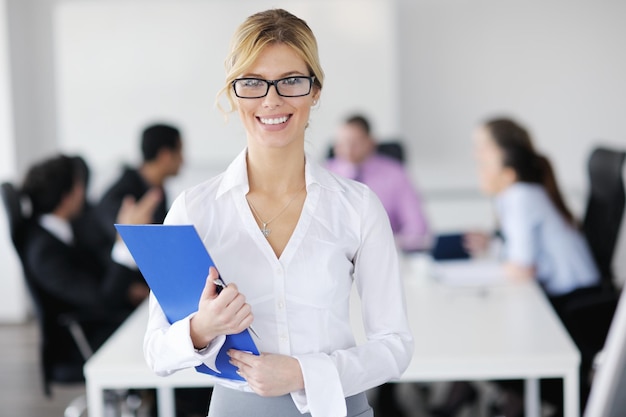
216, 9, 324, 113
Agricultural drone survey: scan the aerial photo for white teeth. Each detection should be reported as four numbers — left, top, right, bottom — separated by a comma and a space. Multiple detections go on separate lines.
260, 116, 289, 125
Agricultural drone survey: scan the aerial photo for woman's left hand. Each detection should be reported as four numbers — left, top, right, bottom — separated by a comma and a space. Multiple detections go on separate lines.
227, 350, 304, 397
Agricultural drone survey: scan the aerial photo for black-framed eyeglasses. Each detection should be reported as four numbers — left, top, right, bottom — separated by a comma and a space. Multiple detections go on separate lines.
232, 76, 315, 99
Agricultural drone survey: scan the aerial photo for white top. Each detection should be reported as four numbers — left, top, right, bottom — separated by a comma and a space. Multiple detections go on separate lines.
142, 149, 414, 417
495, 182, 600, 296
40, 213, 73, 244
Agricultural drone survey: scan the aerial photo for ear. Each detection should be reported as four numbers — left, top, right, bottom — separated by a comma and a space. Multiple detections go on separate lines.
156, 148, 173, 164
311, 86, 321, 104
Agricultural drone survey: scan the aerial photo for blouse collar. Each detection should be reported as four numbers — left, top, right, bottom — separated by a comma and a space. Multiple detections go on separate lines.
216, 148, 344, 199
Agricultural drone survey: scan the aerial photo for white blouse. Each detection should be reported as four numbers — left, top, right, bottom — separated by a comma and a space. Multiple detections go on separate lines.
143, 149, 414, 417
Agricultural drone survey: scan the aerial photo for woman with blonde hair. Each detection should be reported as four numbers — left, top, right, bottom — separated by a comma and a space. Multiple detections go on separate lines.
143, 9, 413, 417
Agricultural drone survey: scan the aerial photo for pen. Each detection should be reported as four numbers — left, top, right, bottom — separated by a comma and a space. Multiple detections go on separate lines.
213, 277, 261, 340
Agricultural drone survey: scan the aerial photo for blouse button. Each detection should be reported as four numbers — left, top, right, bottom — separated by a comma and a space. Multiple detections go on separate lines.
277, 301, 285, 309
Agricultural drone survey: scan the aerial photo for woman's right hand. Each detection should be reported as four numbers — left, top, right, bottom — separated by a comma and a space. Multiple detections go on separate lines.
190, 266, 254, 350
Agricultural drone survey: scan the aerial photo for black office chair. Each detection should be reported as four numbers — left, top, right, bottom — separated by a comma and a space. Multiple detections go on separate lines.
582, 147, 626, 289
375, 141, 405, 163
1, 182, 89, 417
557, 146, 626, 409
327, 140, 406, 163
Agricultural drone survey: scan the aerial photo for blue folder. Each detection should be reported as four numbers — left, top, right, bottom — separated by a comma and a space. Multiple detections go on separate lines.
115, 224, 259, 381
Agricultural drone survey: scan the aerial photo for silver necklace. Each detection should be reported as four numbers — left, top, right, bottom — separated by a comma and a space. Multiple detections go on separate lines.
246, 185, 306, 238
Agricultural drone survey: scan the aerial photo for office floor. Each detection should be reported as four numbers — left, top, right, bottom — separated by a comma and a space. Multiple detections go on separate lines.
0, 319, 87, 417
0, 319, 488, 417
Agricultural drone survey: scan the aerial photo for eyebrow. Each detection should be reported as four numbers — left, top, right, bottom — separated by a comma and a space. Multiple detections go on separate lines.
240, 71, 308, 79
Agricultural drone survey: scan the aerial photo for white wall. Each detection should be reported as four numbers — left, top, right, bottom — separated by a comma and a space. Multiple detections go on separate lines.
398, 0, 626, 194
6, 0, 58, 173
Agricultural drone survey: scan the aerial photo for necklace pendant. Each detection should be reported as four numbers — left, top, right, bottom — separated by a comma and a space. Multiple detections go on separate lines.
261, 223, 271, 238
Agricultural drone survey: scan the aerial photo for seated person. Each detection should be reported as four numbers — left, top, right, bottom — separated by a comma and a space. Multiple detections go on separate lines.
95, 123, 184, 248
328, 114, 429, 417
434, 117, 601, 417
467, 117, 600, 303
20, 154, 159, 364
326, 114, 431, 252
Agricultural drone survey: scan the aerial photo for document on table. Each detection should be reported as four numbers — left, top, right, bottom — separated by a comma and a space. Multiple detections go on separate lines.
431, 259, 507, 287
115, 224, 259, 381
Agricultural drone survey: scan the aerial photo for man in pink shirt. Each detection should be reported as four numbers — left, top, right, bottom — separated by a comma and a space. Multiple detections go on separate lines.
326, 114, 431, 252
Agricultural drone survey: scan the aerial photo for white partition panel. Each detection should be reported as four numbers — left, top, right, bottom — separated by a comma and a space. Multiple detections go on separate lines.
0, 0, 30, 323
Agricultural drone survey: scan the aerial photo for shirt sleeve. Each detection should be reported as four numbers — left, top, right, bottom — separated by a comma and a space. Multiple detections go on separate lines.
392, 167, 431, 251
291, 188, 415, 417
143, 292, 226, 375
111, 240, 138, 269
499, 188, 539, 267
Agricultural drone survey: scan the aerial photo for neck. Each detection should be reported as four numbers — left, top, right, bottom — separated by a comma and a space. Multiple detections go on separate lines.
51, 193, 79, 221
139, 163, 165, 187
355, 151, 375, 166
51, 207, 72, 222
246, 147, 306, 194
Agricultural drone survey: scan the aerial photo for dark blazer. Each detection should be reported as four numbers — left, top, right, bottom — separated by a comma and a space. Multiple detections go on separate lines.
21, 220, 139, 362
95, 167, 168, 245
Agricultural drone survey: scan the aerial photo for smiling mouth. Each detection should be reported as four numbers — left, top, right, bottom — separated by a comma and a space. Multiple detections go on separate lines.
258, 115, 290, 125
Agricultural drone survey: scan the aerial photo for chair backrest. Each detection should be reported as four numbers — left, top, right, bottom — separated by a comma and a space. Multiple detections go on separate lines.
582, 147, 626, 285
1, 182, 31, 252
376, 142, 405, 163
327, 140, 406, 164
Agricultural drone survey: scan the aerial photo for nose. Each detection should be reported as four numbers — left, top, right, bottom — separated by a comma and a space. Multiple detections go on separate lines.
262, 83, 283, 108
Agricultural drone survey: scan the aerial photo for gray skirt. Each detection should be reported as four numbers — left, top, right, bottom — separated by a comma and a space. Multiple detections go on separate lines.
207, 385, 373, 417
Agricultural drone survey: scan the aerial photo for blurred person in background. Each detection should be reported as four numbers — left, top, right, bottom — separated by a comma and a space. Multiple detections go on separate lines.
96, 123, 184, 248
466, 117, 599, 306
20, 154, 157, 363
94, 123, 213, 417
326, 114, 431, 253
327, 114, 430, 416
434, 117, 601, 417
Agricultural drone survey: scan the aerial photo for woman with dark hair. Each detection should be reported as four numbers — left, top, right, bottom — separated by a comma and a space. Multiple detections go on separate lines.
435, 117, 602, 417
468, 117, 599, 297
19, 154, 157, 366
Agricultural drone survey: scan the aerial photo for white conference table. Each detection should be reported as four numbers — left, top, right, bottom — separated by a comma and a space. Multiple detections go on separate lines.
84, 257, 580, 417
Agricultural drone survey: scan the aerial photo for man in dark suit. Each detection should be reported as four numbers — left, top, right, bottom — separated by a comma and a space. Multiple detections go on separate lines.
20, 154, 160, 364
93, 126, 210, 416
96, 123, 184, 247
